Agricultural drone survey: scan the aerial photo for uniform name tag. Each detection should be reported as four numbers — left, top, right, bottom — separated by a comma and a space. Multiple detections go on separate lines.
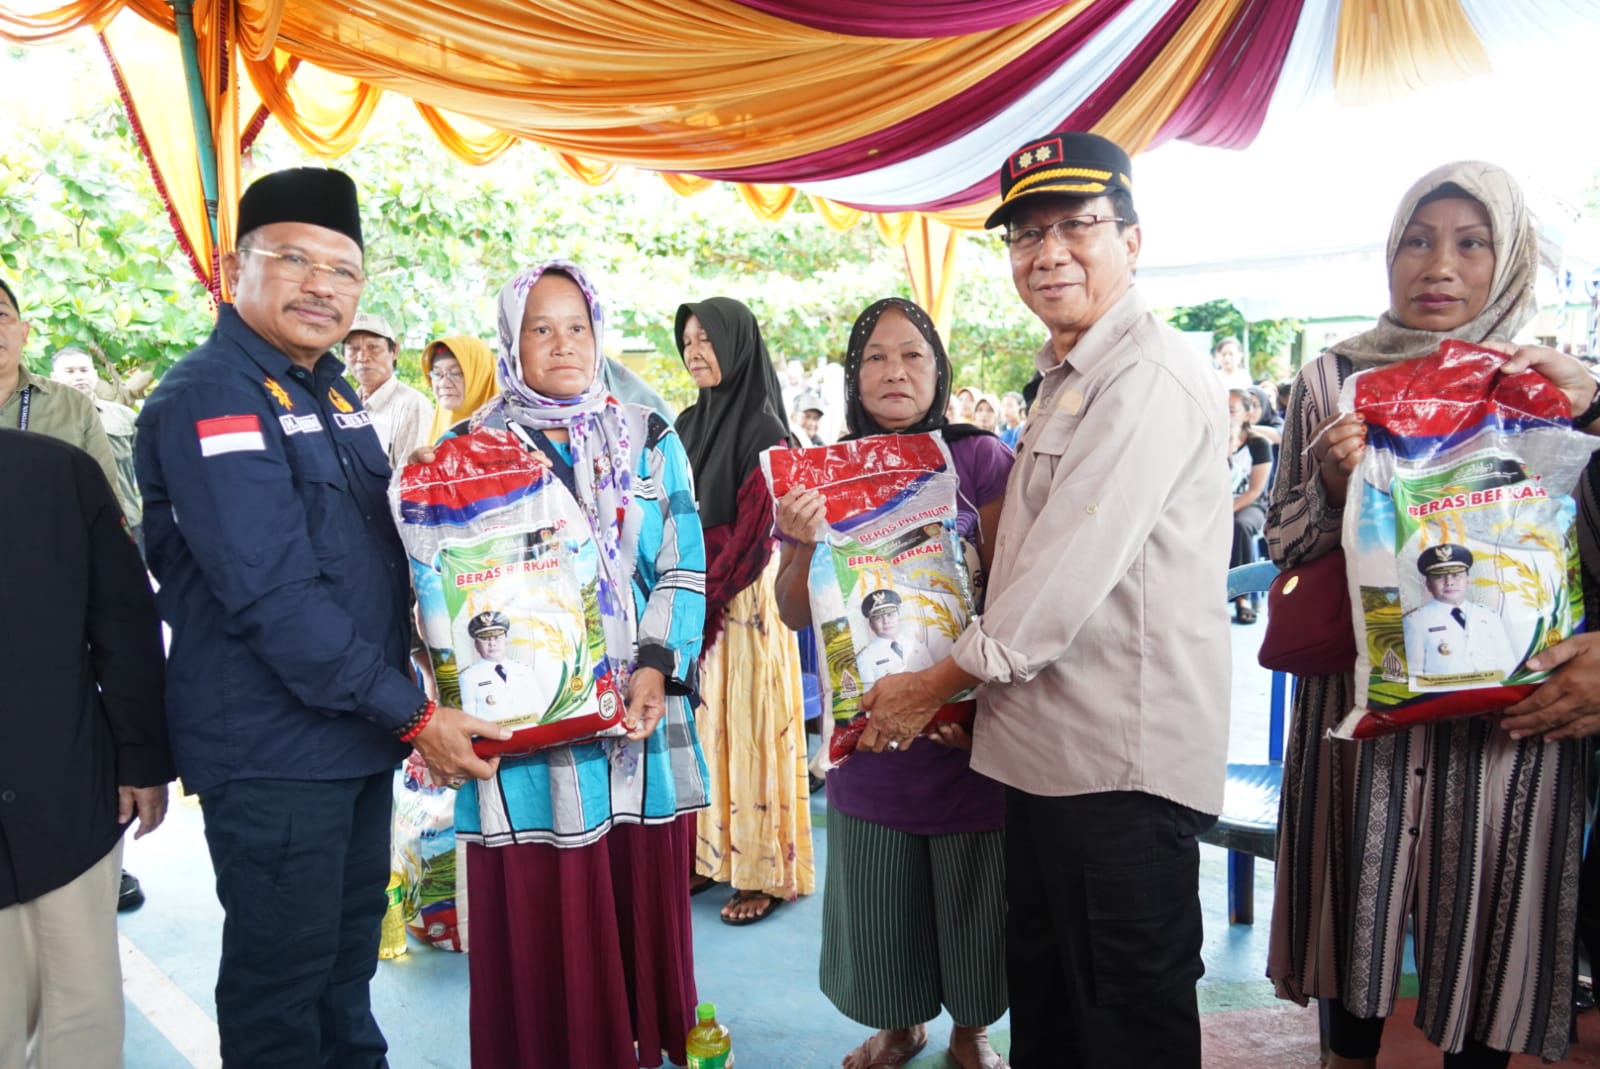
279, 413, 325, 436
334, 411, 374, 430
197, 414, 266, 456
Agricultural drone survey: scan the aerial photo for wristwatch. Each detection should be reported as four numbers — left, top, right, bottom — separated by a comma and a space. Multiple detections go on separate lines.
1575, 377, 1600, 430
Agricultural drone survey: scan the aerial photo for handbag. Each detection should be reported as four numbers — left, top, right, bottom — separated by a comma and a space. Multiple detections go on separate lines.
1257, 548, 1357, 676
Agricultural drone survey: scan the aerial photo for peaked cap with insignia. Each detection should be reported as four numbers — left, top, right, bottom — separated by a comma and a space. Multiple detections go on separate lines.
862, 589, 903, 617
985, 131, 1135, 229
1417, 543, 1473, 575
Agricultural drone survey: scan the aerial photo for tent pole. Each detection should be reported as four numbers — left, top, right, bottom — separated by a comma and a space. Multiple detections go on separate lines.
171, 0, 219, 247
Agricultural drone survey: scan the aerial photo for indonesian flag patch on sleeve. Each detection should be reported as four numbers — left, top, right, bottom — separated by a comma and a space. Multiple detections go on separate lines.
197, 414, 266, 457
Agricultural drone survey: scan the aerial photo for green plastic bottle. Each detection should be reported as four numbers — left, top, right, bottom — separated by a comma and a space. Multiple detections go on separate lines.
377, 871, 408, 960
685, 1002, 733, 1068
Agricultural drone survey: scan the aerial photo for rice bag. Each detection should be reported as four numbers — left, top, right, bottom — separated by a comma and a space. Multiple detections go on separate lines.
392, 757, 468, 951
1334, 340, 1600, 739
762, 433, 977, 762
392, 429, 625, 758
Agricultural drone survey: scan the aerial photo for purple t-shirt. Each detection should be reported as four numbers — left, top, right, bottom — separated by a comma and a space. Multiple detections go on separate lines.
826, 432, 1014, 835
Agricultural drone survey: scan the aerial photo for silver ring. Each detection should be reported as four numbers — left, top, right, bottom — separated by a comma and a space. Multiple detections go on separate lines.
887, 739, 900, 751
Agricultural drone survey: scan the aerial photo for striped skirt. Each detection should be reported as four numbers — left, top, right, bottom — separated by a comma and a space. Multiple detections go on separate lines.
820, 806, 1008, 1029
1267, 670, 1583, 1061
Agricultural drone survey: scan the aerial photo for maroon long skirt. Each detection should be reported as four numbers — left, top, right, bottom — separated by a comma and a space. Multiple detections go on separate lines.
466, 814, 698, 1069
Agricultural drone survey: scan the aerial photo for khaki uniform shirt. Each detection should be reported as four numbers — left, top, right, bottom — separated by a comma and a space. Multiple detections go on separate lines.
951, 287, 1233, 815
1, 368, 119, 503
94, 398, 142, 528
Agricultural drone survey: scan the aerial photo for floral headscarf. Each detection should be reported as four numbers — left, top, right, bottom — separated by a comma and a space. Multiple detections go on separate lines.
475, 260, 652, 679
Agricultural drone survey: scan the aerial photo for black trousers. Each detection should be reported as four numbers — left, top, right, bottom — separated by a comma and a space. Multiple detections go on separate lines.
1324, 998, 1510, 1068
200, 771, 393, 1069
1004, 788, 1212, 1069
1579, 798, 1600, 978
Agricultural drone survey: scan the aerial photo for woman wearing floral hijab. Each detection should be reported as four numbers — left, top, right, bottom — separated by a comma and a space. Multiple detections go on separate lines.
675, 296, 814, 925
452, 261, 709, 1069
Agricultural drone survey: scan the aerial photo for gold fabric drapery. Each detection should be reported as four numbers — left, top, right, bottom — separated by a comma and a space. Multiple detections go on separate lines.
5, 0, 1512, 326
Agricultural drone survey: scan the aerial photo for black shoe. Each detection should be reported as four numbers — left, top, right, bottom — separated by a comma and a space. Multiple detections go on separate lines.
118, 870, 145, 913
808, 772, 826, 795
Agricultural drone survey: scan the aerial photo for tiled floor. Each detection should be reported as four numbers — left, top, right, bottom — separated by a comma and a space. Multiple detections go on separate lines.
113, 605, 1592, 1067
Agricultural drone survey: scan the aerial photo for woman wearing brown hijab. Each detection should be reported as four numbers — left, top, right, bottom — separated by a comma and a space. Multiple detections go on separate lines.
1268, 161, 1600, 1068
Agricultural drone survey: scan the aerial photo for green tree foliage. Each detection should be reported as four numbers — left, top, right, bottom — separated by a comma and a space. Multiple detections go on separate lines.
246, 101, 1065, 408
1163, 297, 1300, 383
0, 101, 214, 384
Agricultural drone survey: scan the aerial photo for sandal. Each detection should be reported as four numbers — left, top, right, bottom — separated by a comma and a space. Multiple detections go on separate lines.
842, 1026, 927, 1069
689, 872, 717, 896
720, 888, 784, 926
1233, 602, 1257, 625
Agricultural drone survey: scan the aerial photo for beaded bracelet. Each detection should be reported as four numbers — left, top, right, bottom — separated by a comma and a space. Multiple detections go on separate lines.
396, 699, 436, 744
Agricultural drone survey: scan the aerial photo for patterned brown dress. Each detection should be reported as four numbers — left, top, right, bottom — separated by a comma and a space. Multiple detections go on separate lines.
1265, 349, 1586, 1061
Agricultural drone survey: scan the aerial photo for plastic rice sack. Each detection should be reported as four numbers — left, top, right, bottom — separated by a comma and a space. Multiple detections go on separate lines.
392, 757, 468, 951
763, 433, 977, 762
392, 429, 625, 758
1334, 340, 1600, 739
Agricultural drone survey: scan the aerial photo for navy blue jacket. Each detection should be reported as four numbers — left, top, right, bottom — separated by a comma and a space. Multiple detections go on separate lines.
135, 305, 417, 793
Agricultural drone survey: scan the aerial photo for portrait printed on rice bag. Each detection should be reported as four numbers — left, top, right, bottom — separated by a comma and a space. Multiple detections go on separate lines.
1399, 541, 1521, 687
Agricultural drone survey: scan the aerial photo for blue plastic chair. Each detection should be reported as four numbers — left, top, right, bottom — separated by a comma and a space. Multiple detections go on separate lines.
1200, 559, 1288, 925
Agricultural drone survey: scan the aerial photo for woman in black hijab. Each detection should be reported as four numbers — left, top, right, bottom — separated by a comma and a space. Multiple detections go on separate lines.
772, 296, 1013, 1069
674, 297, 814, 925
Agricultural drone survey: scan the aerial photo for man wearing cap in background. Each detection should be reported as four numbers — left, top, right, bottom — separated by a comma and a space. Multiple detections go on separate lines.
857, 131, 1231, 1068
135, 166, 509, 1067
792, 391, 827, 446
457, 610, 546, 722
344, 311, 434, 468
1403, 543, 1518, 678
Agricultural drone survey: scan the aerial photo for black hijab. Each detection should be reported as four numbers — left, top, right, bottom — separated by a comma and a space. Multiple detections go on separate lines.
673, 297, 790, 528
840, 297, 990, 444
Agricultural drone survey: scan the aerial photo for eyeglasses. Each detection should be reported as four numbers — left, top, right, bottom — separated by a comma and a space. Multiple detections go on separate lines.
1003, 214, 1126, 254
239, 247, 366, 294
428, 368, 465, 383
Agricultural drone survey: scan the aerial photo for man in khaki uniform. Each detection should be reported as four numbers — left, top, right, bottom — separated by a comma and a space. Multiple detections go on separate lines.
0, 280, 118, 491
856, 132, 1231, 1069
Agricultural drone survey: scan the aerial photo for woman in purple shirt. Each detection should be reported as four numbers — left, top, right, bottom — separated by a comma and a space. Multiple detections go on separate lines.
774, 298, 1012, 1069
